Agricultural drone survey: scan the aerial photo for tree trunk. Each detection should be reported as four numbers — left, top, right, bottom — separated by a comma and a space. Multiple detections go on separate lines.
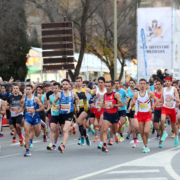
109, 68, 114, 80
118, 59, 125, 81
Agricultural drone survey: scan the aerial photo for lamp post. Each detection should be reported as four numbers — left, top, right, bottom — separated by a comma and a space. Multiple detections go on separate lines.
114, 0, 117, 80
124, 65, 128, 83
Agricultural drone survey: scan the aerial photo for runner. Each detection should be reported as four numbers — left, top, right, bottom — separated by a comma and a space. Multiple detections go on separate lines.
160, 76, 180, 147
17, 84, 44, 156
47, 82, 62, 150
114, 80, 129, 143
126, 79, 136, 140
0, 98, 6, 139
7, 84, 24, 146
73, 77, 91, 146
53, 79, 79, 153
153, 79, 163, 142
130, 78, 159, 153
97, 81, 123, 153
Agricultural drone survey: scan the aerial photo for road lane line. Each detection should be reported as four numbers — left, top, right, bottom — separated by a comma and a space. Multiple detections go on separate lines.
0, 153, 21, 159
94, 178, 167, 180
107, 169, 159, 174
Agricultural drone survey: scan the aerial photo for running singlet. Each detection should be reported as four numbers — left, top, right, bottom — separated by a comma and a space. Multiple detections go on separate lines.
163, 87, 176, 109
154, 90, 163, 110
8, 95, 23, 117
128, 88, 134, 98
137, 91, 151, 112
0, 92, 10, 106
75, 88, 88, 111
25, 95, 39, 117
59, 91, 74, 114
95, 87, 107, 108
104, 91, 117, 114
41, 94, 46, 106
50, 93, 59, 116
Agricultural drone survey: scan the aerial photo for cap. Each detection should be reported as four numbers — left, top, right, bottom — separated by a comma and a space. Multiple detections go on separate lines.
45, 84, 50, 87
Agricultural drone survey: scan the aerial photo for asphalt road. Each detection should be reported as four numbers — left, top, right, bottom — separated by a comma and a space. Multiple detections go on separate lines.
0, 124, 180, 180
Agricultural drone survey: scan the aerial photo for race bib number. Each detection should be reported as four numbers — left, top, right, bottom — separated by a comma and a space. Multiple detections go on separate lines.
165, 103, 173, 108
27, 107, 34, 112
105, 102, 112, 109
61, 104, 70, 111
132, 106, 135, 111
79, 99, 84, 106
156, 102, 163, 107
140, 103, 148, 109
4, 101, 7, 106
11, 107, 19, 112
52, 106, 59, 111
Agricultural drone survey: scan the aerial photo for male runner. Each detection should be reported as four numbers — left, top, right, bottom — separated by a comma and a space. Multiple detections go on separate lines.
114, 80, 129, 143
7, 84, 24, 146
87, 77, 107, 149
53, 79, 79, 153
73, 77, 91, 146
0, 85, 13, 138
0, 99, 6, 140
126, 79, 136, 139
17, 84, 44, 156
153, 79, 163, 142
160, 76, 180, 147
98, 81, 123, 152
130, 79, 159, 153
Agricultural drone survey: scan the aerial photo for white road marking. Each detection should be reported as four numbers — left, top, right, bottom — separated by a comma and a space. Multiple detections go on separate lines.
0, 153, 21, 159
107, 169, 160, 174
71, 146, 180, 180
94, 178, 167, 180
130, 137, 156, 144
10, 140, 42, 146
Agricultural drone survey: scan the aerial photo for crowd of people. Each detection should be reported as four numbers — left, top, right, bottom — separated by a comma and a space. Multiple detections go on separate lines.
0, 73, 179, 156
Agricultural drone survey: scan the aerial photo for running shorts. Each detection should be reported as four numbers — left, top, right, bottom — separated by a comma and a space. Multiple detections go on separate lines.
51, 115, 62, 125
59, 112, 74, 125
137, 111, 152, 123
38, 111, 46, 122
161, 107, 176, 123
11, 115, 23, 128
93, 108, 104, 119
118, 110, 126, 118
154, 109, 161, 123
77, 108, 91, 120
24, 114, 41, 126
103, 111, 119, 124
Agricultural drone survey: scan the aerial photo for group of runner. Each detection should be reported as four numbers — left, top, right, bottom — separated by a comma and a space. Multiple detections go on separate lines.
0, 75, 179, 156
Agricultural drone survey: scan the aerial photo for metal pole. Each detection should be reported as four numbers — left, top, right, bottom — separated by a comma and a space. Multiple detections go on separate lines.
114, 0, 117, 80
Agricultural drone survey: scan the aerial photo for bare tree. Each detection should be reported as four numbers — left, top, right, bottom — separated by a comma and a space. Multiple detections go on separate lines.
27, 0, 104, 81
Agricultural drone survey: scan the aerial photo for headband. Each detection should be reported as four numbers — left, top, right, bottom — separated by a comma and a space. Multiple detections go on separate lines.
165, 77, 172, 82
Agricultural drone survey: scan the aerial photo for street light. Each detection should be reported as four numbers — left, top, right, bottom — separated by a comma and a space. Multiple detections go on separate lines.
124, 65, 128, 83
114, 0, 117, 80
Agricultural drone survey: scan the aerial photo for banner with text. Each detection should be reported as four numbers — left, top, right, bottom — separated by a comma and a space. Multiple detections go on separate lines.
137, 8, 172, 81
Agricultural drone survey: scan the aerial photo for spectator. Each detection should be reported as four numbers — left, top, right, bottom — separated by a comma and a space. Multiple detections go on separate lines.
149, 76, 154, 85
157, 69, 164, 81
164, 69, 169, 78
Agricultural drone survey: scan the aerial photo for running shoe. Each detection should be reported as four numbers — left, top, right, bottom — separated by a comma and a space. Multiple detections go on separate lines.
24, 150, 31, 157
0, 133, 4, 138
85, 134, 91, 146
126, 134, 130, 140
47, 145, 53, 150
10, 130, 14, 135
97, 142, 103, 149
43, 136, 47, 142
161, 132, 168, 141
159, 143, 163, 148
72, 124, 77, 135
171, 133, 175, 138
143, 147, 150, 153
78, 135, 81, 140
174, 138, 179, 147
121, 125, 125, 132
79, 137, 85, 146
20, 139, 23, 146
108, 139, 113, 145
53, 144, 56, 150
58, 145, 65, 153
157, 135, 161, 140
115, 135, 119, 144
132, 143, 138, 148
150, 122, 153, 131
90, 124, 95, 135
125, 118, 129, 127
93, 137, 99, 142
12, 138, 16, 143
29, 143, 33, 148
78, 139, 81, 145
102, 145, 108, 153
119, 136, 124, 142
138, 133, 142, 141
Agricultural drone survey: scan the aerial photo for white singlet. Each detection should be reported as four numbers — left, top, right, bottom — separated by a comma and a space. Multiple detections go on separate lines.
95, 87, 107, 108
163, 87, 176, 109
137, 90, 151, 112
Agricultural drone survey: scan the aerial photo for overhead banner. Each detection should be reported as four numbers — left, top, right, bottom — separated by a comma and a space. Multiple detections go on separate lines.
137, 8, 172, 81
